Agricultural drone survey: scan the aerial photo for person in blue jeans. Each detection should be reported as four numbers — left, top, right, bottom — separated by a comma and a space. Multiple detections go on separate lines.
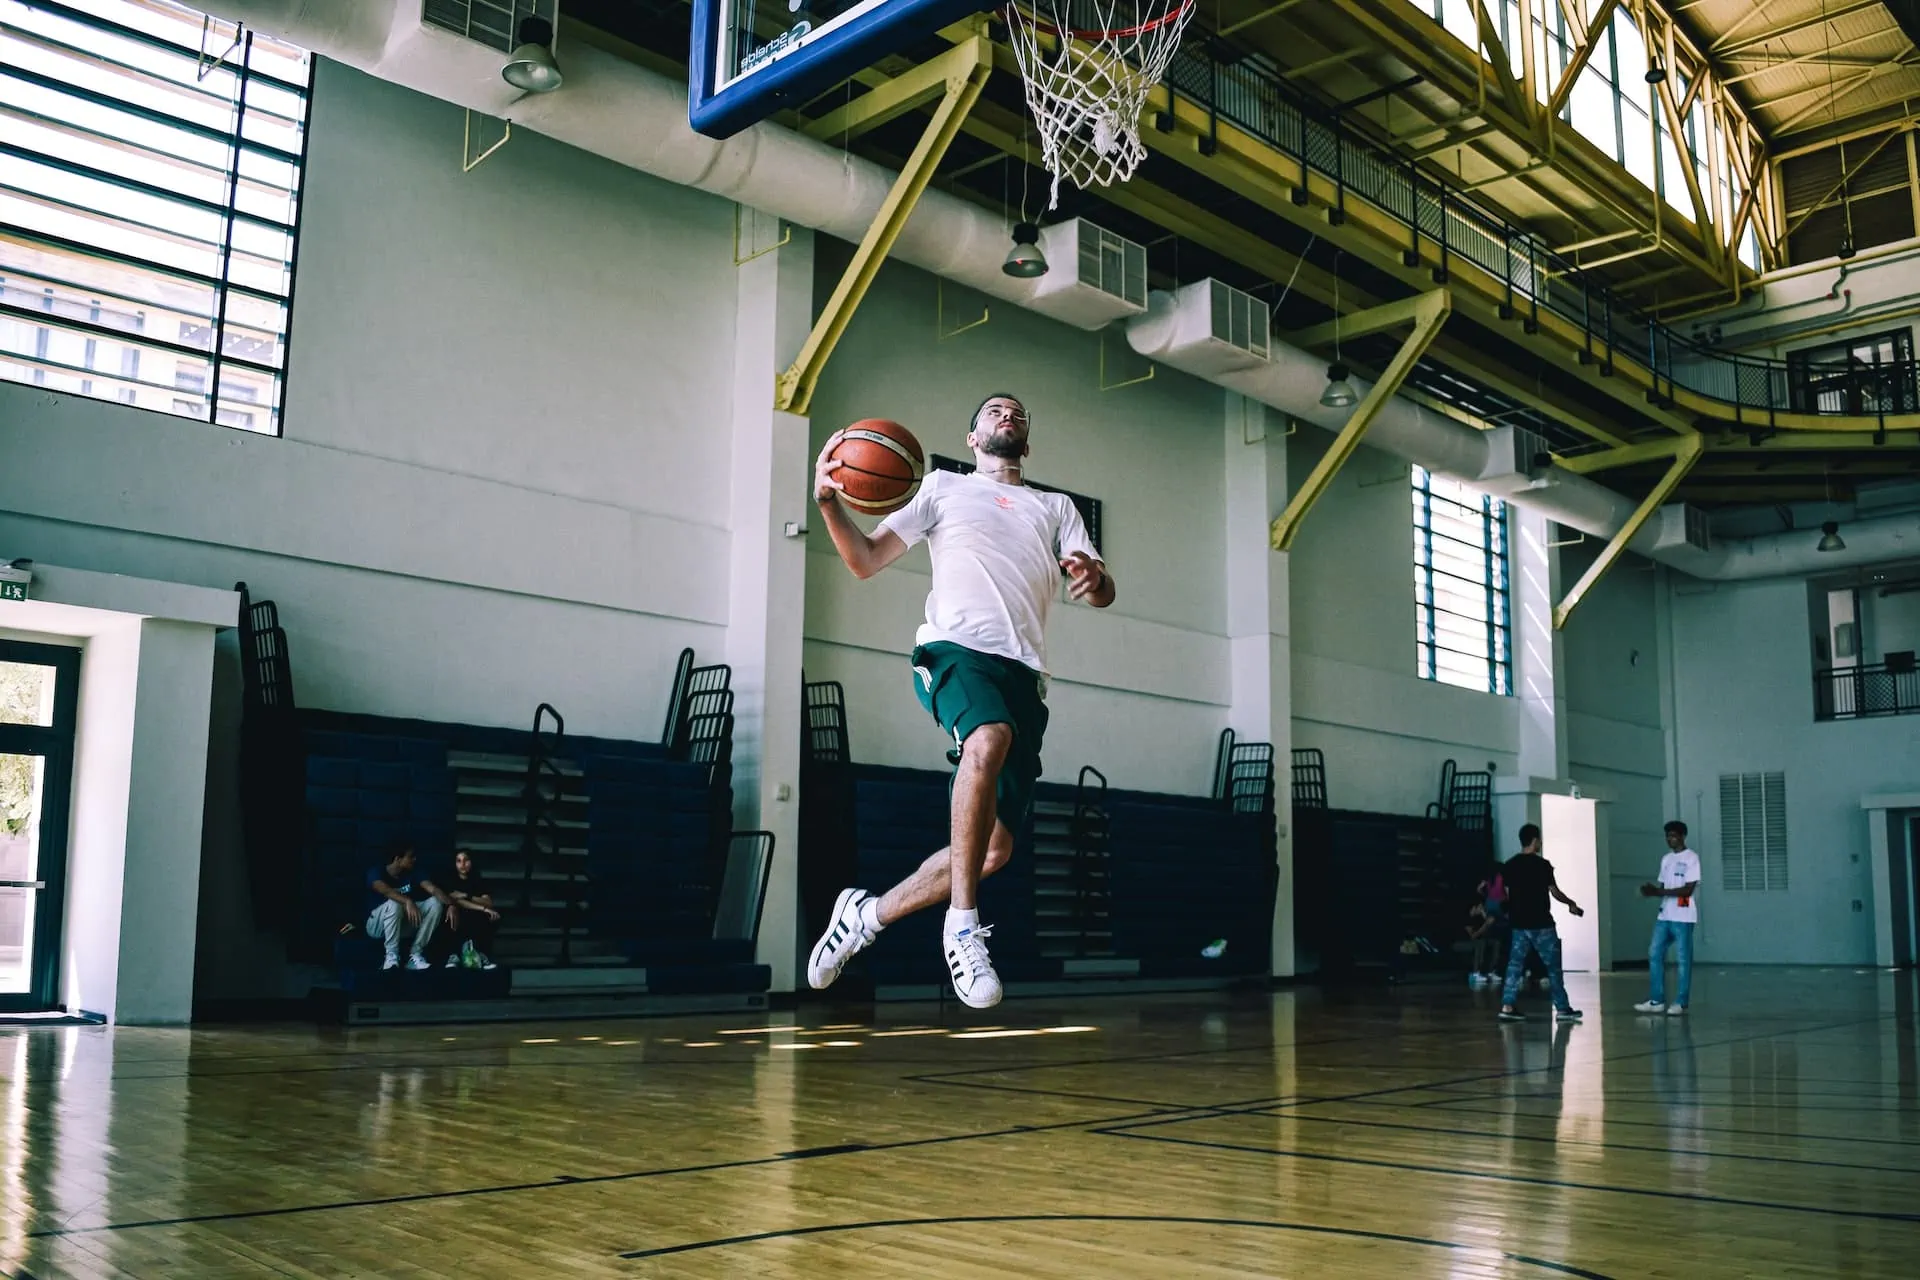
1635, 821, 1701, 1015
1496, 824, 1585, 1023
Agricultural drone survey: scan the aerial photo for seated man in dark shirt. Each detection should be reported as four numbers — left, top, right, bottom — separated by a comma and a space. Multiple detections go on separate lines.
365, 843, 453, 971
1497, 823, 1584, 1023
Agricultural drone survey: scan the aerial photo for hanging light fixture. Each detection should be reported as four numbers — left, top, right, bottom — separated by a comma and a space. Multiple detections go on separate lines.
1818, 521, 1847, 552
1320, 250, 1356, 408
503, 15, 563, 93
1644, 57, 1667, 85
1321, 362, 1358, 408
1002, 221, 1048, 278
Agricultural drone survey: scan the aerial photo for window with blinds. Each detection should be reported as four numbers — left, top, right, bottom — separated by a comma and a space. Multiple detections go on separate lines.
1413, 464, 1512, 696
1719, 771, 1788, 892
1, 0, 311, 434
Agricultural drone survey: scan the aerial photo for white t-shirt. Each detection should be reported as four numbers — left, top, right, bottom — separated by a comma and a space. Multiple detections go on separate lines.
1656, 849, 1701, 923
878, 470, 1101, 676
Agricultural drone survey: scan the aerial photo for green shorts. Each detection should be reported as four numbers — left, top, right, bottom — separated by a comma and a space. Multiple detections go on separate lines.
911, 641, 1049, 833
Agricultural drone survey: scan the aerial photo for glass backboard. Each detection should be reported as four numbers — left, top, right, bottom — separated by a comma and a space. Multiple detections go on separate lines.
690, 0, 986, 138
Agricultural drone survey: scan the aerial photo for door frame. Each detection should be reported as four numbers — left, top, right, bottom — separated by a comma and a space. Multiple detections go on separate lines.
0, 638, 82, 1012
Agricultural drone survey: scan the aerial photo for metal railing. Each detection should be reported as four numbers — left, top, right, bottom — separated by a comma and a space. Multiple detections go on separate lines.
521, 702, 576, 964
1161, 36, 1920, 429
1813, 661, 1920, 721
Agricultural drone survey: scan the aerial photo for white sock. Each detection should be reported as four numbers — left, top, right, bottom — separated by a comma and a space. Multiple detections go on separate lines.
858, 896, 883, 933
946, 906, 979, 935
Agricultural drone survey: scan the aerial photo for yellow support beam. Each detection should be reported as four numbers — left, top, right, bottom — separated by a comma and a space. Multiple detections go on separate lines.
775, 36, 991, 415
1552, 432, 1703, 630
1289, 292, 1451, 349
804, 41, 972, 143
1556, 436, 1689, 473
1272, 289, 1452, 551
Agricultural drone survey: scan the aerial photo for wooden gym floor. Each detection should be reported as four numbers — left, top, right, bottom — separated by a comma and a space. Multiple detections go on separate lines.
2, 967, 1917, 1278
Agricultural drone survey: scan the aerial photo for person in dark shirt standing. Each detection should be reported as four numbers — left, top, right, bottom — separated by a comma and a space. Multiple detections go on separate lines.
1497, 823, 1584, 1023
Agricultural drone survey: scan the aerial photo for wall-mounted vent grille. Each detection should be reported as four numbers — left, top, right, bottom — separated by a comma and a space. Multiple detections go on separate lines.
1076, 223, 1147, 310
1489, 425, 1550, 477
1682, 503, 1711, 552
1208, 279, 1270, 360
1719, 771, 1787, 892
423, 0, 555, 53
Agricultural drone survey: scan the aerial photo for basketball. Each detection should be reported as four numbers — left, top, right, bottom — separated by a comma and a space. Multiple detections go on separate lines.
830, 419, 924, 515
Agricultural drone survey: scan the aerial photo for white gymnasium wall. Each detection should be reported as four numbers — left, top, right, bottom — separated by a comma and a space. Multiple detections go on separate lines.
1668, 575, 1914, 964
1865, 588, 1920, 660
1286, 432, 1518, 815
1557, 541, 1671, 964
801, 247, 1229, 795
0, 63, 752, 999
0, 61, 738, 737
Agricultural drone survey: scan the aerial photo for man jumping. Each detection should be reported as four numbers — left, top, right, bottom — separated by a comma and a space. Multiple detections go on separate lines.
805, 394, 1113, 1007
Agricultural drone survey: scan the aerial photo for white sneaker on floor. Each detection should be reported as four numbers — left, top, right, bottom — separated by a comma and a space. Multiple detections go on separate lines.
406, 954, 432, 971
382, 954, 400, 971
807, 888, 877, 990
445, 954, 460, 968
1634, 1000, 1666, 1013
477, 953, 497, 971
944, 924, 1002, 1009
1666, 1004, 1687, 1016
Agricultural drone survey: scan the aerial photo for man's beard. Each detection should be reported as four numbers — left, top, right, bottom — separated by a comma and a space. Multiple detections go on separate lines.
978, 429, 1025, 460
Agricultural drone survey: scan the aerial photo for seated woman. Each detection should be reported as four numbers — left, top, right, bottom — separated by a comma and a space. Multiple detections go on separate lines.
441, 848, 501, 970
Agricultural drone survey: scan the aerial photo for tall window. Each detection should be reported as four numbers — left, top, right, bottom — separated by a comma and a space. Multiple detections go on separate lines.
0, 0, 312, 434
1408, 3, 1749, 258
1413, 465, 1512, 696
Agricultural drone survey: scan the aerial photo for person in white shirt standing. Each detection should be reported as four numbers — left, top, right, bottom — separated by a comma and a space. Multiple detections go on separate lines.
1635, 820, 1701, 1016
804, 394, 1114, 1008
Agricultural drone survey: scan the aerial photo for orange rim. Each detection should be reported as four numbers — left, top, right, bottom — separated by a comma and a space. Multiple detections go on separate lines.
1006, 0, 1194, 42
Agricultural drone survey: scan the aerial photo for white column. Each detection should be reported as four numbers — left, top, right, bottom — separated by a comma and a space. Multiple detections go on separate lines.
1513, 509, 1566, 782
114, 619, 218, 1023
1495, 509, 1569, 861
724, 223, 815, 993
1222, 394, 1295, 977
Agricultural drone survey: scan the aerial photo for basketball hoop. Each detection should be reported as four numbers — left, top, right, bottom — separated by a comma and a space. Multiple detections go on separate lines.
1003, 0, 1195, 209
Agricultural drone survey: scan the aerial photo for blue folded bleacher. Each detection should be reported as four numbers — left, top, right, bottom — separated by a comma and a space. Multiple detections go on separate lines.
582, 752, 732, 956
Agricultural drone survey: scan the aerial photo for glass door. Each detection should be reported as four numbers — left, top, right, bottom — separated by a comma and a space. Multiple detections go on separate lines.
0, 640, 81, 1011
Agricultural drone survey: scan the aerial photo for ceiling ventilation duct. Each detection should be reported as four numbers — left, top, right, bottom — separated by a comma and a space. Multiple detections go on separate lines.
194, 0, 1920, 583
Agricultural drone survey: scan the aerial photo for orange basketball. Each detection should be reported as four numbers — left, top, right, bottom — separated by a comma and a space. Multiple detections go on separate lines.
830, 419, 924, 515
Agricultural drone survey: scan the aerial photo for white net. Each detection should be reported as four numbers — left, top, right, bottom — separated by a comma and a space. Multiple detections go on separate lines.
1004, 0, 1195, 209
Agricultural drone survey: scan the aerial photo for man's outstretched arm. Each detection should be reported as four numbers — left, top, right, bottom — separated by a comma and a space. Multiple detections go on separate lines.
815, 431, 910, 580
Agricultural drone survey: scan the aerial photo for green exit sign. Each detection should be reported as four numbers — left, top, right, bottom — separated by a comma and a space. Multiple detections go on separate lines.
1, 581, 26, 602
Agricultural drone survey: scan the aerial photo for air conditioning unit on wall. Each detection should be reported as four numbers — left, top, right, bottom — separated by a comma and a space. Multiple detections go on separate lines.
1649, 502, 1711, 552
1475, 424, 1554, 496
1034, 220, 1149, 327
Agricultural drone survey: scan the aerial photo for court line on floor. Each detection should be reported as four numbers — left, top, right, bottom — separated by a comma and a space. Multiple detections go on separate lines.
612, 1211, 1618, 1277
1096, 1128, 1920, 1225
1419, 1090, 1918, 1113
927, 1010, 1911, 1153
1138, 1105, 1920, 1175
1378, 1096, 1920, 1147
18, 1099, 1223, 1240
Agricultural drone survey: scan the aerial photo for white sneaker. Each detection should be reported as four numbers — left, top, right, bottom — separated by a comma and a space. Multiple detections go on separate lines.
807, 888, 877, 990
382, 954, 400, 971
477, 953, 497, 971
406, 954, 432, 971
445, 954, 460, 969
1634, 1000, 1666, 1013
944, 924, 1002, 1009
1666, 1004, 1687, 1016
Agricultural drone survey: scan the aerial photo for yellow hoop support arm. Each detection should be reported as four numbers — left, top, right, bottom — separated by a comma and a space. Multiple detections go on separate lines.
775, 36, 992, 416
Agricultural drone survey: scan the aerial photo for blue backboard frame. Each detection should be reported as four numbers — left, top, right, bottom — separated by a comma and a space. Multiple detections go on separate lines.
690, 0, 987, 139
